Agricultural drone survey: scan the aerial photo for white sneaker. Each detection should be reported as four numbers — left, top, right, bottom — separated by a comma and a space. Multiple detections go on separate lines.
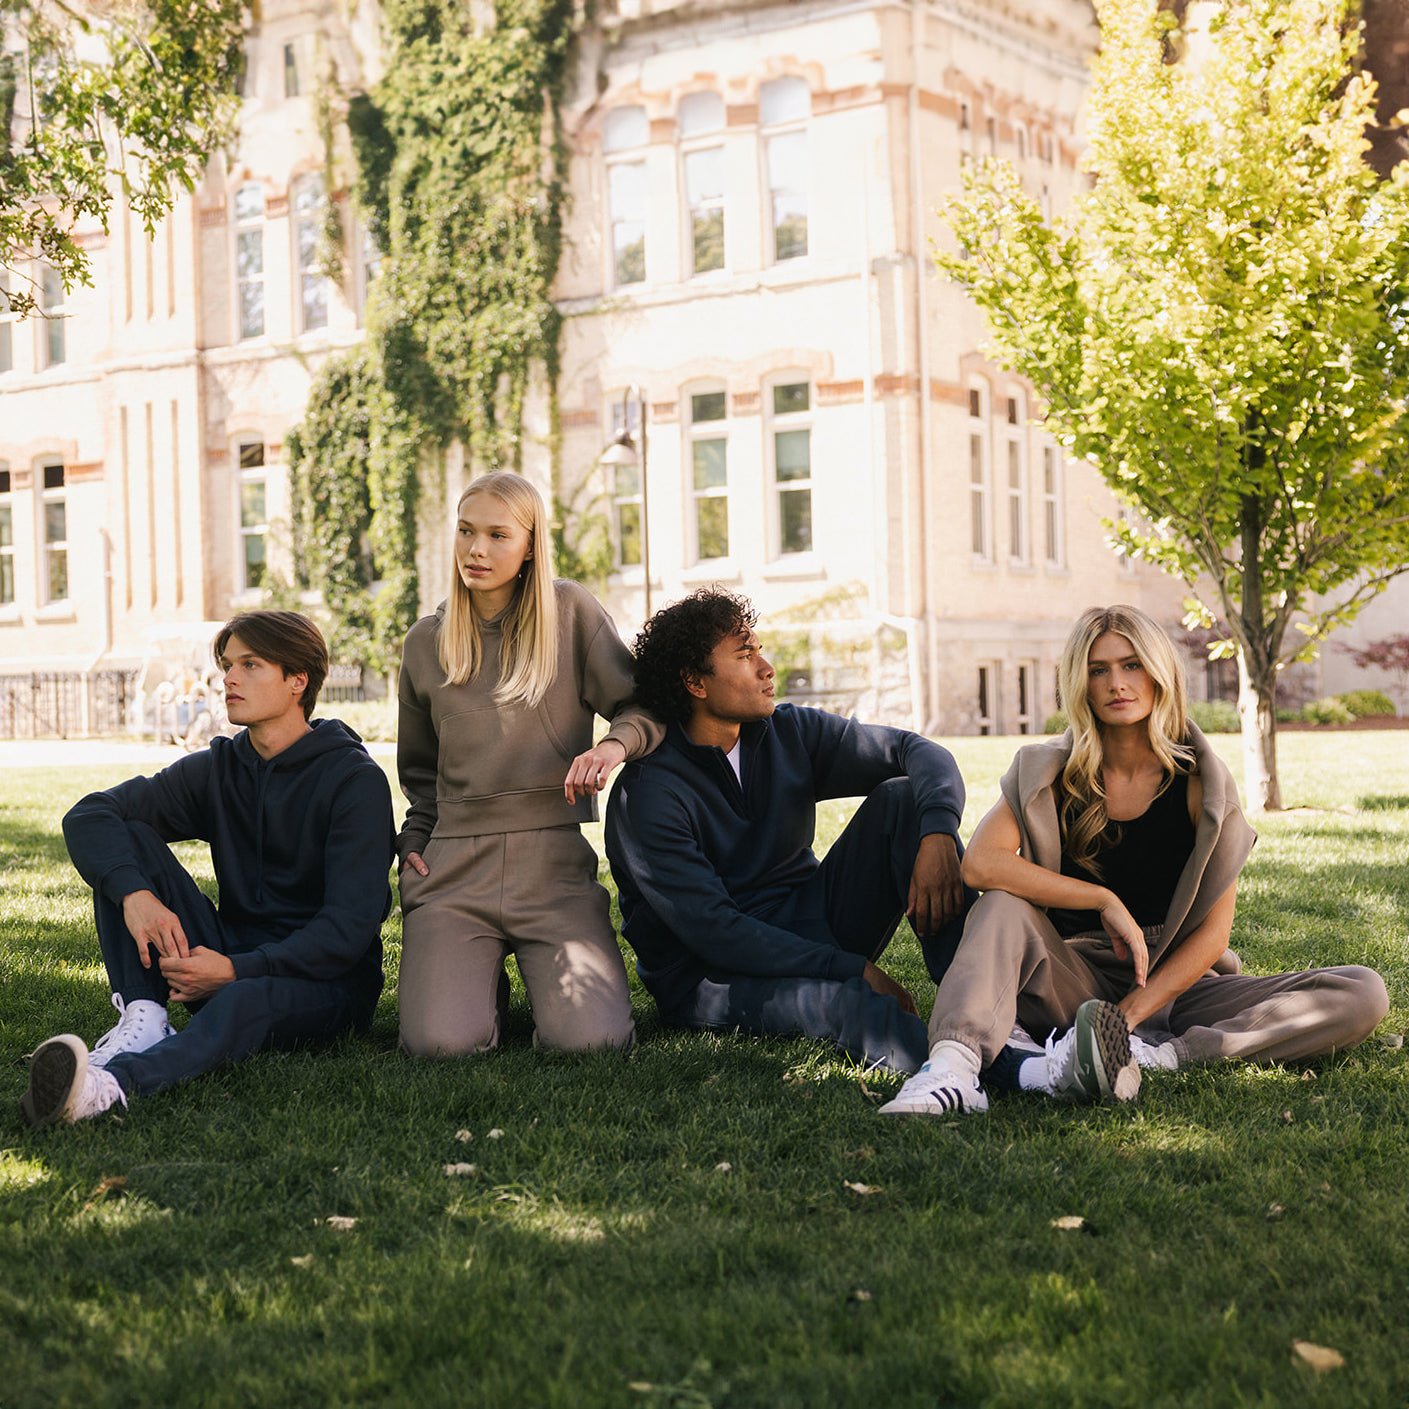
21, 1035, 129, 1127
89, 994, 174, 1069
1043, 1000, 1141, 1103
1130, 1035, 1179, 1071
878, 1060, 990, 1117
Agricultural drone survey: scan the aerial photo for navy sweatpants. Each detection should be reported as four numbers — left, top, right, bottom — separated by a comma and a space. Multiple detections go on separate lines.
661, 779, 974, 1074
94, 822, 378, 1098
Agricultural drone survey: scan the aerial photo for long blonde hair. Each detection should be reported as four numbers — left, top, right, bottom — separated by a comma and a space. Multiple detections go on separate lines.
438, 471, 559, 708
1057, 604, 1193, 876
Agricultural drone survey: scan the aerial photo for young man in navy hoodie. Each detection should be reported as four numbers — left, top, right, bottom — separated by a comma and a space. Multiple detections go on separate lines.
605, 588, 971, 1073
22, 611, 395, 1126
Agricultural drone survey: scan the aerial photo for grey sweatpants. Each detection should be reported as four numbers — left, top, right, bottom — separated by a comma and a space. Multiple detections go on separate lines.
929, 890, 1389, 1067
398, 827, 635, 1057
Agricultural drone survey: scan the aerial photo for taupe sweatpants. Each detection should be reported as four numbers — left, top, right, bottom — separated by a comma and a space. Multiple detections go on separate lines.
929, 890, 1389, 1067
398, 827, 635, 1057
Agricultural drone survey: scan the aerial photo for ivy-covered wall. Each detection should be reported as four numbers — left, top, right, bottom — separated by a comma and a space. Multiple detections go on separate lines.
286, 0, 579, 672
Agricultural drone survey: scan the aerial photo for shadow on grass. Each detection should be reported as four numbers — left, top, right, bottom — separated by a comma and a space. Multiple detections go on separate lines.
1357, 794, 1409, 812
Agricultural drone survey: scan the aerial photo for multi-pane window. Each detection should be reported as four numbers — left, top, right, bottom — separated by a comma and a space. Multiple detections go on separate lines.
238, 440, 268, 590
688, 390, 728, 562
1042, 443, 1065, 565
293, 174, 329, 332
679, 92, 725, 276
604, 106, 648, 287
760, 77, 809, 262
283, 41, 300, 98
609, 399, 643, 568
40, 461, 67, 602
968, 382, 992, 561
41, 266, 65, 367
0, 465, 13, 606
234, 184, 266, 339
1016, 662, 1035, 735
1005, 394, 1029, 564
0, 272, 13, 374
977, 664, 994, 737
770, 381, 813, 555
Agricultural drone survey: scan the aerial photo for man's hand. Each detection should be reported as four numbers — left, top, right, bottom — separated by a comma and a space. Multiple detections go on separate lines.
863, 960, 919, 1017
564, 740, 627, 804
1098, 893, 1149, 987
906, 832, 964, 937
122, 889, 190, 968
403, 852, 430, 878
160, 947, 236, 1003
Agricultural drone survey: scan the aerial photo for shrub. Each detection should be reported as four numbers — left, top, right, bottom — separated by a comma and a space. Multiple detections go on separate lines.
317, 699, 398, 742
1189, 699, 1240, 733
1043, 710, 1069, 734
1301, 696, 1356, 726
1335, 689, 1395, 719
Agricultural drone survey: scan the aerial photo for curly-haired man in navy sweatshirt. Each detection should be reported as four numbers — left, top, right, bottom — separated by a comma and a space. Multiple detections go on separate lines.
22, 611, 394, 1127
606, 588, 971, 1073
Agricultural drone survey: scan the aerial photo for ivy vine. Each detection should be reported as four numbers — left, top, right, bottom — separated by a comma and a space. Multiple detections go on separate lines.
287, 0, 579, 671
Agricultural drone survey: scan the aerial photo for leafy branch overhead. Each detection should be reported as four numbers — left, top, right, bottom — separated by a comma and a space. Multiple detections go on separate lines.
0, 0, 244, 313
287, 0, 577, 665
939, 0, 1409, 810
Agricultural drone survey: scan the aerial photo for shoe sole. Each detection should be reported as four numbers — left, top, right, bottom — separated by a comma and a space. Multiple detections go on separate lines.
20, 1036, 87, 1128
1073, 1000, 1141, 1104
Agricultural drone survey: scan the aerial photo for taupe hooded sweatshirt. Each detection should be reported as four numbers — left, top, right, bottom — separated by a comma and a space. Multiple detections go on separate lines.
396, 580, 663, 865
998, 721, 1256, 969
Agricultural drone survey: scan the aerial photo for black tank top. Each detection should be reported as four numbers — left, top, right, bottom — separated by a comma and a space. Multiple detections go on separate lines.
1050, 771, 1195, 936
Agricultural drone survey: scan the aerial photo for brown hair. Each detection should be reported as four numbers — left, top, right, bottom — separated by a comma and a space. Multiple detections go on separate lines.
213, 611, 329, 720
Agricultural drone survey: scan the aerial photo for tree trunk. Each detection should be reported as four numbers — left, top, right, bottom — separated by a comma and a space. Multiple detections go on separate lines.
1236, 649, 1281, 814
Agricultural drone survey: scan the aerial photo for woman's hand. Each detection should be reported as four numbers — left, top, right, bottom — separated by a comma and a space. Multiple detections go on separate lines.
1099, 892, 1148, 987
564, 740, 627, 803
403, 852, 430, 877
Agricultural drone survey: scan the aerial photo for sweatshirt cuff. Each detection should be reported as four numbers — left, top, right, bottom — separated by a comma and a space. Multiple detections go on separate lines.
917, 806, 962, 841
101, 864, 153, 907
826, 950, 869, 982
397, 834, 431, 868
230, 950, 271, 981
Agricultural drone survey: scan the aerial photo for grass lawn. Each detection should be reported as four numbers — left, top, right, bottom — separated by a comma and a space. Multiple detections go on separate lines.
1, 731, 1406, 1409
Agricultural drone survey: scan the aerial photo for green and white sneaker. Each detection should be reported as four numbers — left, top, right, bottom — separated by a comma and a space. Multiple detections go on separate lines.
1045, 1000, 1140, 1103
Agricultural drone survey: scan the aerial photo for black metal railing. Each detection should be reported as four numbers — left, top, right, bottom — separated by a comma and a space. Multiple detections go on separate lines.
0, 670, 140, 739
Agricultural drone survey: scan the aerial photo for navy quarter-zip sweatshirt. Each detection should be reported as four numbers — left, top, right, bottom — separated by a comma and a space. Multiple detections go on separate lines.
604, 704, 964, 1013
62, 719, 394, 999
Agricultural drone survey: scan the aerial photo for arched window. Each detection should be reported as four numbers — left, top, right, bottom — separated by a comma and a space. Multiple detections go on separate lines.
233, 184, 266, 340
292, 173, 330, 332
679, 92, 725, 276
604, 106, 648, 287
759, 78, 810, 262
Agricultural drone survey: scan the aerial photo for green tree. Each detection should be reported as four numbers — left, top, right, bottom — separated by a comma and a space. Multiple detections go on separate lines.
1, 0, 243, 314
940, 0, 1409, 812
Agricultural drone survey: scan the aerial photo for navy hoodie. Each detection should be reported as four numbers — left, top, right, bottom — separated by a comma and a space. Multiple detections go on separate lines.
62, 719, 394, 1001
605, 703, 964, 1013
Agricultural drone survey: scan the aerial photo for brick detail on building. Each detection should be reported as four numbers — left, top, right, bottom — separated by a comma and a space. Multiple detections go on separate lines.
817, 379, 865, 406
651, 400, 679, 423
874, 373, 920, 398
560, 409, 601, 430
730, 391, 760, 416
929, 378, 970, 407
66, 461, 105, 483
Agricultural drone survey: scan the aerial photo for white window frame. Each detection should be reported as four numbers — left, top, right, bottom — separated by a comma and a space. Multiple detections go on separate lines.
679, 92, 725, 278
767, 377, 814, 558
292, 173, 330, 333
40, 265, 66, 368
976, 663, 995, 736
1005, 393, 1029, 565
0, 270, 15, 375
967, 380, 993, 563
604, 106, 649, 289
1042, 441, 1065, 567
0, 463, 14, 607
39, 460, 68, 604
283, 40, 301, 99
685, 385, 729, 564
237, 439, 269, 592
608, 397, 644, 569
1016, 660, 1036, 735
233, 183, 266, 341
760, 77, 810, 264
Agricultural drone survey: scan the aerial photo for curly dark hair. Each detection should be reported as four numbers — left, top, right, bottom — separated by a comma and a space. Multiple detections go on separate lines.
632, 588, 759, 725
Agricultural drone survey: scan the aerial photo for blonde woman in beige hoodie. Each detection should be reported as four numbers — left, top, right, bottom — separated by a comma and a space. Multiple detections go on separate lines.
395, 472, 663, 1057
882, 604, 1387, 1117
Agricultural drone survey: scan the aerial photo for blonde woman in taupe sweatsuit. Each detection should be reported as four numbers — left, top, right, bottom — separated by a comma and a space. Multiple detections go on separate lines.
396, 472, 663, 1056
883, 604, 1388, 1117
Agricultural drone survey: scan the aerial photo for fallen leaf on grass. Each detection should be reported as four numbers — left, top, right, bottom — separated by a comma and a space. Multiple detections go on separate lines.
848, 1288, 874, 1304
81, 1175, 127, 1212
1292, 1340, 1345, 1372
1050, 1215, 1094, 1234
1300, 1069, 1317, 1082
1280, 1110, 1295, 1124
324, 1216, 358, 1231
443, 1163, 478, 1177
1379, 1032, 1404, 1050
843, 1181, 881, 1196
290, 1254, 315, 1268
714, 1162, 732, 1173
455, 1129, 473, 1143
1266, 1203, 1286, 1220
487, 1128, 505, 1140
855, 1077, 882, 1104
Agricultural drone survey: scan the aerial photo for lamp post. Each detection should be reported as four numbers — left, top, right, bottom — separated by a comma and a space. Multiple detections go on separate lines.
599, 386, 651, 617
